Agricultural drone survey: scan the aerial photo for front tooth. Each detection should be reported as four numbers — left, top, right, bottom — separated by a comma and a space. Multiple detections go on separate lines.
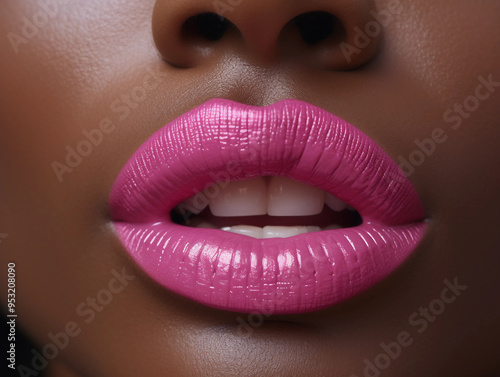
208, 177, 267, 217
268, 177, 325, 216
263, 226, 311, 238
325, 193, 348, 212
221, 225, 263, 238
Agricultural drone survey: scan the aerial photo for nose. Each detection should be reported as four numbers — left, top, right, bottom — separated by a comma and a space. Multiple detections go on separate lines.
152, 0, 381, 70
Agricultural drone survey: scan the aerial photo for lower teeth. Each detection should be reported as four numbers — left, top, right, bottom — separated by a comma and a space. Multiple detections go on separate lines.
197, 224, 341, 239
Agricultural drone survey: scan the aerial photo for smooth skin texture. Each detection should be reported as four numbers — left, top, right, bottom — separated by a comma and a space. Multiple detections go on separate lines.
1, 0, 499, 376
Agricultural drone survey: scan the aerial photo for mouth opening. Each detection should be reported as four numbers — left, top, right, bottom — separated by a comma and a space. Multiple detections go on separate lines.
170, 176, 363, 238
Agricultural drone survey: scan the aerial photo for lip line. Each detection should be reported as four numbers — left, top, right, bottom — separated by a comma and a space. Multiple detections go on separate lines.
109, 98, 426, 314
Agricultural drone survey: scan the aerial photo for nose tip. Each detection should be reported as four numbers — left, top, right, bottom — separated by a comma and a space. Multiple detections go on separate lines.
152, 0, 382, 70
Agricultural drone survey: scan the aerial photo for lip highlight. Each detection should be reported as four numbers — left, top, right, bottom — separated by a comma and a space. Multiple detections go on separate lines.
109, 98, 426, 314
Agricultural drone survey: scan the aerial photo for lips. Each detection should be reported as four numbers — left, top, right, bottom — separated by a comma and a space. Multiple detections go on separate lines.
109, 98, 426, 314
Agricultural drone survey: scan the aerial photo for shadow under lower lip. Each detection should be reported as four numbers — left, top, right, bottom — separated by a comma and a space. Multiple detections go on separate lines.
170, 205, 363, 229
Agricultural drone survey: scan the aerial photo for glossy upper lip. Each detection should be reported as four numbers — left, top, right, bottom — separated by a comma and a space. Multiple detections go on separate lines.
109, 98, 426, 314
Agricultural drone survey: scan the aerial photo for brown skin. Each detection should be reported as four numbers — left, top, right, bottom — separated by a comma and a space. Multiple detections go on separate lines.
1, 0, 499, 376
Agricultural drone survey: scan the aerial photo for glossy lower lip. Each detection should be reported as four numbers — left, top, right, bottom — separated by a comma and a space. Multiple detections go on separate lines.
109, 99, 426, 314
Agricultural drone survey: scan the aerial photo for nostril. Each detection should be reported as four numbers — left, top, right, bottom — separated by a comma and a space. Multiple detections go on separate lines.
153, 2, 378, 70
183, 13, 230, 41
294, 12, 339, 44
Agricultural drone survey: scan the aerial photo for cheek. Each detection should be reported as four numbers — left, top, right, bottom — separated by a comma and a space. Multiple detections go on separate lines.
374, 0, 500, 224
0, 0, 156, 348
0, 0, 156, 221
381, 0, 500, 104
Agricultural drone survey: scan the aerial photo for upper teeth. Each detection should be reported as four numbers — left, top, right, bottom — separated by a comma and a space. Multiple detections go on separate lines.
177, 176, 350, 217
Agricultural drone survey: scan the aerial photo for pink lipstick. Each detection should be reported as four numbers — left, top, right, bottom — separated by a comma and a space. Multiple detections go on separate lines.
109, 99, 426, 314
